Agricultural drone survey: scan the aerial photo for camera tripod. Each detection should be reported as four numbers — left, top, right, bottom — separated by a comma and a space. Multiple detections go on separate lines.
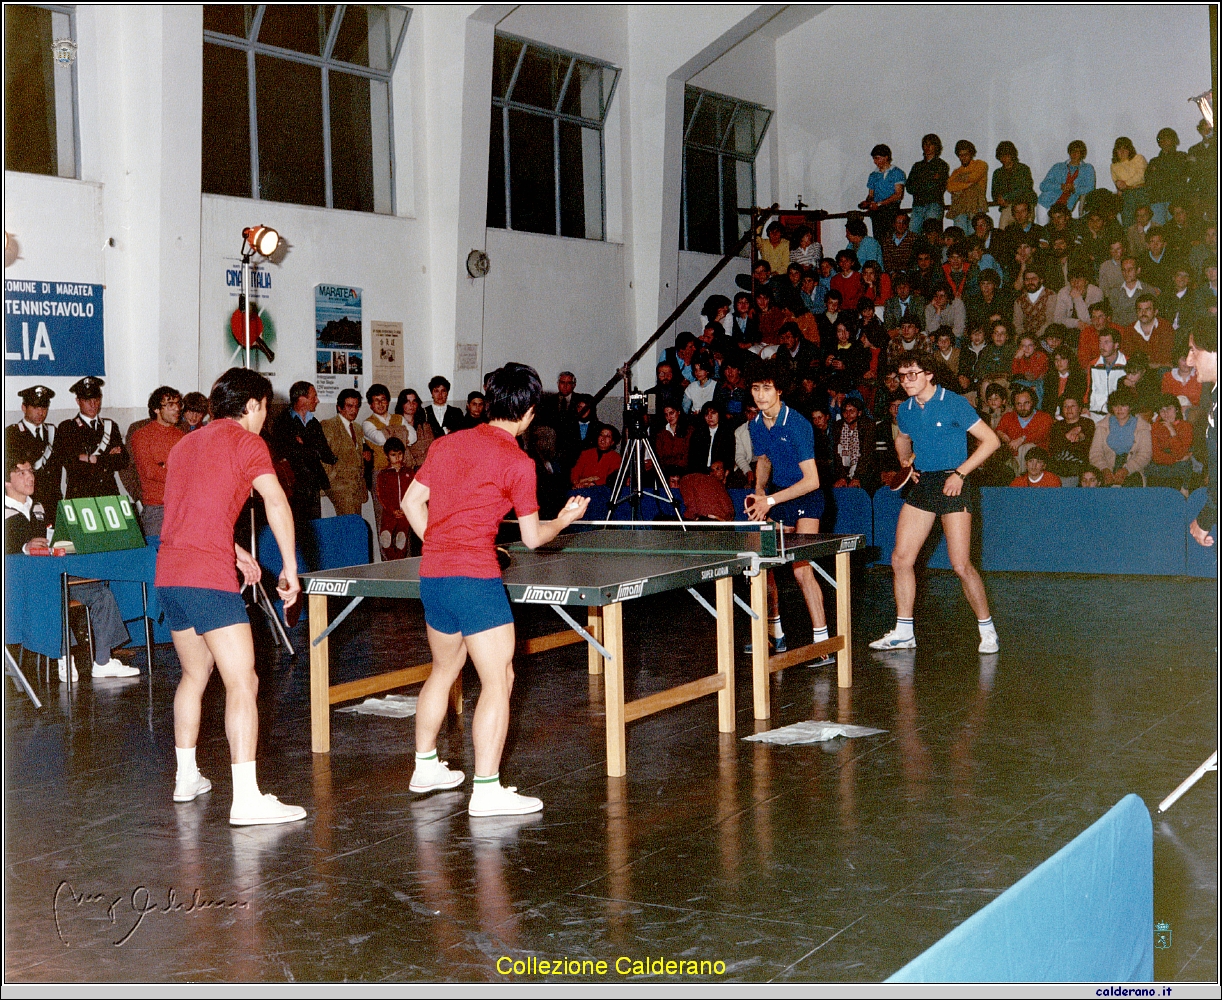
606, 411, 686, 526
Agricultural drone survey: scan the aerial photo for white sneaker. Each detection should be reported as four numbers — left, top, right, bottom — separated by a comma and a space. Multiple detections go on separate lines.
869, 629, 916, 650
174, 772, 213, 802
92, 658, 140, 678
978, 631, 1000, 654
468, 783, 543, 817
230, 793, 307, 827
409, 758, 465, 793
57, 655, 79, 683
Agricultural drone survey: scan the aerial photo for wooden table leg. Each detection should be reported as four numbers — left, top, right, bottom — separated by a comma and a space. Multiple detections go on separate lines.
309, 595, 330, 753
587, 606, 604, 675
750, 571, 769, 720
836, 550, 852, 689
602, 602, 626, 777
716, 576, 735, 733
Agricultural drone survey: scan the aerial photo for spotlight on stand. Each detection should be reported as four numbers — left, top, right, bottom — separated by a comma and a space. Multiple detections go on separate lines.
1189, 89, 1214, 130
242, 225, 280, 258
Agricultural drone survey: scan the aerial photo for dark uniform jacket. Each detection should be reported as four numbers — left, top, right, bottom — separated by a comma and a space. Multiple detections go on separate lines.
271, 409, 335, 499
5, 420, 61, 517
4, 496, 49, 554
51, 414, 130, 500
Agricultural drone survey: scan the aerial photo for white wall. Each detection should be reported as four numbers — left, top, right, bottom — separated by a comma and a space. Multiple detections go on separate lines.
776, 4, 1214, 255
674, 250, 752, 342
483, 228, 629, 402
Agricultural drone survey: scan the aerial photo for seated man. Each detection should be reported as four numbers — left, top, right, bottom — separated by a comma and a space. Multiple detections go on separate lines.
678, 458, 735, 521
688, 402, 735, 476
882, 272, 927, 336
1122, 293, 1176, 368
1087, 330, 1128, 419
1077, 299, 1127, 373
1089, 387, 1152, 486
4, 449, 136, 680
1009, 446, 1061, 487
995, 386, 1054, 475
1047, 396, 1095, 485
830, 396, 878, 491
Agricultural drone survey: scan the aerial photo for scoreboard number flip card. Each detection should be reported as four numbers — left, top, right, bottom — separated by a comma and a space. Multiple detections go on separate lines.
55, 496, 146, 553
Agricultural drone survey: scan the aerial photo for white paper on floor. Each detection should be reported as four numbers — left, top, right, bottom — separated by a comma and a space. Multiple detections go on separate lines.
337, 694, 418, 718
744, 721, 886, 744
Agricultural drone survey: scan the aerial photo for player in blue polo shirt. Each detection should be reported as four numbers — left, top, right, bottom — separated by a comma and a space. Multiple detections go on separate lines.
745, 359, 832, 658
870, 350, 1002, 654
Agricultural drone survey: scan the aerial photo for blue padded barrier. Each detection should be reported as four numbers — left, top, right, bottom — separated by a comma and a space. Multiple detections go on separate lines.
310, 514, 372, 570
830, 487, 872, 546
888, 793, 1153, 983
1185, 487, 1219, 578
256, 524, 307, 578
727, 488, 753, 522
874, 486, 1192, 576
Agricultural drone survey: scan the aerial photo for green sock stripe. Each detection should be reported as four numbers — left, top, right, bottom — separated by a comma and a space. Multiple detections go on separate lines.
473, 774, 500, 784
415, 750, 438, 761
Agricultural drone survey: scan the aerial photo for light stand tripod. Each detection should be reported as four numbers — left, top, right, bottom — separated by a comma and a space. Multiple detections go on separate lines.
605, 364, 686, 525
239, 231, 294, 652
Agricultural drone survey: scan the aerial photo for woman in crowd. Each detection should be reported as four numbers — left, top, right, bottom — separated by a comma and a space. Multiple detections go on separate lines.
830, 249, 865, 312
1110, 136, 1148, 227
1041, 345, 1088, 417
395, 387, 435, 470
1147, 394, 1195, 493
859, 260, 891, 311
1048, 395, 1095, 486
652, 403, 693, 480
571, 425, 623, 488
1010, 334, 1049, 409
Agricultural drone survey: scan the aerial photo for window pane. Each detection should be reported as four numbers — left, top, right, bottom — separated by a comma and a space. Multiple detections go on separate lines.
332, 5, 405, 70
559, 123, 602, 240
330, 71, 391, 213
202, 43, 252, 198
728, 104, 771, 157
507, 109, 555, 234
4, 5, 56, 175
687, 92, 734, 149
723, 157, 753, 250
559, 61, 605, 123
255, 4, 334, 55
203, 4, 254, 38
492, 35, 523, 100
510, 45, 569, 111
684, 148, 721, 254
486, 109, 506, 228
683, 88, 700, 136
255, 54, 325, 206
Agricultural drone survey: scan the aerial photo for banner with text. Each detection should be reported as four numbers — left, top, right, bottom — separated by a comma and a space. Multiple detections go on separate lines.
4, 279, 105, 376
315, 284, 362, 401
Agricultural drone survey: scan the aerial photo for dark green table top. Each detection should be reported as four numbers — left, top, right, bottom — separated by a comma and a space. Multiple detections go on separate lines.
301, 529, 863, 606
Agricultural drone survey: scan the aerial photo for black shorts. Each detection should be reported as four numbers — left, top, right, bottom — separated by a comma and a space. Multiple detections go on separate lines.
902, 469, 976, 516
770, 491, 825, 527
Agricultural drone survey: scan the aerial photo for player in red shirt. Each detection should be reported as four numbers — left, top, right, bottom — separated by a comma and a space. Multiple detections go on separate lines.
403, 363, 589, 817
156, 368, 303, 826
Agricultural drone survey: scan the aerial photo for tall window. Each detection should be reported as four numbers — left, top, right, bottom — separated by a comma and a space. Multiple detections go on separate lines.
681, 86, 772, 255
4, 4, 78, 178
487, 32, 619, 241
202, 5, 410, 214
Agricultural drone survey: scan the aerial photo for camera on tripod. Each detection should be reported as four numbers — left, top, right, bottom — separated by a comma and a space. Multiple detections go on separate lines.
623, 388, 651, 440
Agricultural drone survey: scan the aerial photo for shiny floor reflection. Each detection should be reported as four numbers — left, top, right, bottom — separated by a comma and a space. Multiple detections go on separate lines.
5, 570, 1217, 982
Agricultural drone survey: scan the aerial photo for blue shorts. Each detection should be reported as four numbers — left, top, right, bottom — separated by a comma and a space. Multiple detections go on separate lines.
419, 576, 514, 636
157, 586, 250, 634
770, 491, 825, 528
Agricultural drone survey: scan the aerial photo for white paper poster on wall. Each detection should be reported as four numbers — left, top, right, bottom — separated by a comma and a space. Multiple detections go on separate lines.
371, 320, 403, 398
315, 284, 362, 401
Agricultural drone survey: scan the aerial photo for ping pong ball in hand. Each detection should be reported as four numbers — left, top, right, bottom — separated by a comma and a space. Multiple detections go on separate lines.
565, 498, 581, 511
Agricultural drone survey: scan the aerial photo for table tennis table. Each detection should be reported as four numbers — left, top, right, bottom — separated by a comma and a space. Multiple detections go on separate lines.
301, 524, 864, 776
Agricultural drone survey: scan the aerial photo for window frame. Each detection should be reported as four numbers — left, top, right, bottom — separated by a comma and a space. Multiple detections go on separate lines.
681, 85, 773, 256
202, 4, 411, 213
6, 3, 81, 179
490, 31, 620, 240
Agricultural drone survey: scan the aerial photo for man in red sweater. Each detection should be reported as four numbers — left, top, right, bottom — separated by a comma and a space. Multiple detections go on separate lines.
130, 386, 184, 537
995, 387, 1054, 474
1077, 300, 1127, 373
1009, 447, 1061, 487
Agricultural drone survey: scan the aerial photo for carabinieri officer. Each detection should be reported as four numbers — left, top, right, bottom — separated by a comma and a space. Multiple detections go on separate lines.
403, 363, 589, 817
870, 349, 1001, 654
744, 358, 833, 659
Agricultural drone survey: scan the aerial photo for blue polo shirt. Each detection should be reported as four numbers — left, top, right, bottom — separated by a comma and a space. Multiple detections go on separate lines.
748, 404, 815, 490
868, 166, 906, 205
896, 386, 982, 472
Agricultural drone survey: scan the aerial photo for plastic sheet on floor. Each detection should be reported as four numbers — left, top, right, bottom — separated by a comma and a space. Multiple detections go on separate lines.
336, 694, 418, 718
744, 720, 886, 744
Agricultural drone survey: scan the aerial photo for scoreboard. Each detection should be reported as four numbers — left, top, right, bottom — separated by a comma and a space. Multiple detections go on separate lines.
54, 496, 146, 553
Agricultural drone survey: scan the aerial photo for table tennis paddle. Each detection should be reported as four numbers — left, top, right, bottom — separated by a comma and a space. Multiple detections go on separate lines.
888, 465, 915, 491
496, 546, 513, 570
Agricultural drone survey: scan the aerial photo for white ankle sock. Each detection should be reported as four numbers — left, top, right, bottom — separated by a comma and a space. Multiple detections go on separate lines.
768, 615, 784, 638
813, 626, 829, 643
231, 760, 261, 805
894, 617, 914, 639
977, 617, 996, 635
472, 773, 500, 792
415, 749, 438, 765
175, 746, 198, 781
